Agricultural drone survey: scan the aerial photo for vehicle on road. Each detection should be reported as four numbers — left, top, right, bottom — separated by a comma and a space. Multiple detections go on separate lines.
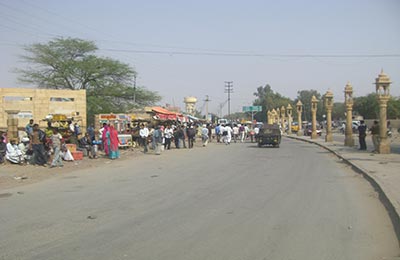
303, 123, 322, 136
291, 121, 299, 133
257, 124, 281, 147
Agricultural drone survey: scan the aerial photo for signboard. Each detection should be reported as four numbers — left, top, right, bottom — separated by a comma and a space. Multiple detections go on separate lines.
242, 106, 262, 112
99, 114, 117, 120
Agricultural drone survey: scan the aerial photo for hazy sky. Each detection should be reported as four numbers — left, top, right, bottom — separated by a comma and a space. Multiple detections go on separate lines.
0, 0, 399, 116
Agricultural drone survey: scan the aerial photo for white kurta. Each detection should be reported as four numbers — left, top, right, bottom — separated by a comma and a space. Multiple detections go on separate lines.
6, 143, 23, 164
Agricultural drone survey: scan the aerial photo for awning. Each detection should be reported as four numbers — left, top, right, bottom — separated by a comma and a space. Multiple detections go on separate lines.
151, 106, 176, 115
151, 106, 185, 122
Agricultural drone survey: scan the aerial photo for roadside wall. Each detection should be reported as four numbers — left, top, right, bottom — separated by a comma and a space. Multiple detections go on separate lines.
0, 88, 86, 131
365, 119, 400, 130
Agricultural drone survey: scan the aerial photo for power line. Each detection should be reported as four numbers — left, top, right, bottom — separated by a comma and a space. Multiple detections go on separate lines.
100, 48, 400, 58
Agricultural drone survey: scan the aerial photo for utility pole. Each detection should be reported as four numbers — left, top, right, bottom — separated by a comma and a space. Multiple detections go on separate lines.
204, 95, 211, 121
224, 81, 233, 119
133, 74, 137, 104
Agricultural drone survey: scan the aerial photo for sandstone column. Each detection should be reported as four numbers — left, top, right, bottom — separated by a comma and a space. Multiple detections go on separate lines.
324, 90, 334, 142
375, 70, 391, 154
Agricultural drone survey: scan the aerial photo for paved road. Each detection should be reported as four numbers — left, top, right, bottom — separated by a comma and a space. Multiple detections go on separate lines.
0, 139, 398, 260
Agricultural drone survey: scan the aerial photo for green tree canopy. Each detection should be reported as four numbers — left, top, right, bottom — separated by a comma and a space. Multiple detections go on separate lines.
331, 102, 346, 121
354, 93, 400, 119
252, 84, 293, 122
16, 37, 161, 122
295, 90, 323, 122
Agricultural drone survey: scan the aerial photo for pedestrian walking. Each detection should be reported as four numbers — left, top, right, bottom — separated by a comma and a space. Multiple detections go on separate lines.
201, 124, 209, 147
232, 124, 239, 143
215, 124, 221, 143
187, 125, 196, 148
358, 120, 367, 150
224, 124, 233, 145
239, 124, 245, 142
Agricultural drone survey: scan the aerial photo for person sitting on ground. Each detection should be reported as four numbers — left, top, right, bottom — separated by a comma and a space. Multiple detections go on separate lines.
0, 136, 6, 164
18, 137, 32, 163
6, 138, 24, 164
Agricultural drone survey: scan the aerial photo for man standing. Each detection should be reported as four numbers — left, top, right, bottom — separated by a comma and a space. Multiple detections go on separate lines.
153, 126, 163, 155
164, 125, 173, 150
215, 124, 221, 143
139, 124, 149, 153
30, 124, 47, 166
232, 124, 239, 143
239, 124, 245, 143
358, 120, 367, 150
370, 120, 379, 153
50, 128, 63, 168
25, 119, 34, 137
187, 125, 196, 148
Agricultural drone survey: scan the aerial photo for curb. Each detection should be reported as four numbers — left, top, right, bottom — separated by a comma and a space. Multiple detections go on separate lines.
284, 135, 400, 243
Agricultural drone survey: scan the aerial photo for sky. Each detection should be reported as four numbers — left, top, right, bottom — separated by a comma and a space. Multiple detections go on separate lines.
0, 0, 399, 116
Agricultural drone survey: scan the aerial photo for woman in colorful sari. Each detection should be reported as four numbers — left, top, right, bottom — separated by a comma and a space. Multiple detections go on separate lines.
107, 125, 120, 159
101, 124, 109, 156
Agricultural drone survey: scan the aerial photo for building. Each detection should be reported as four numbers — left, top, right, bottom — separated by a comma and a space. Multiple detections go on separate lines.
0, 88, 86, 131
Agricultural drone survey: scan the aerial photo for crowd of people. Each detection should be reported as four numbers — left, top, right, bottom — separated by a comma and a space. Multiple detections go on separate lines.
132, 122, 257, 154
0, 119, 259, 167
0, 119, 116, 167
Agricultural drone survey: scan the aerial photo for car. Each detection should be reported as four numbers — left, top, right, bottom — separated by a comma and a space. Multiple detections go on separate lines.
291, 122, 299, 133
303, 123, 322, 136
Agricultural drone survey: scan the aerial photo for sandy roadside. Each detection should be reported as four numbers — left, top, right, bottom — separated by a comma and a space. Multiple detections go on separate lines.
0, 147, 146, 190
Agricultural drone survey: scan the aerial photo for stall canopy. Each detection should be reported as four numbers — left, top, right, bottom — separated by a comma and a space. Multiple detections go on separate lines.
151, 106, 186, 122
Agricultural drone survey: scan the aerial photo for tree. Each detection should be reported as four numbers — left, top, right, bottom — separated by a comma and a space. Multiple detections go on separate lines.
16, 37, 161, 122
353, 94, 379, 119
295, 90, 323, 122
252, 84, 293, 122
331, 102, 346, 121
387, 97, 400, 119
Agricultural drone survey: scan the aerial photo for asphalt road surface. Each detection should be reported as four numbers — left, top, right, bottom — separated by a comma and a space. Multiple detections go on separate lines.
0, 138, 399, 260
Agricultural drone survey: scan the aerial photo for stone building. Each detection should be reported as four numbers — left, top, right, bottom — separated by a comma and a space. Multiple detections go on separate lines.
0, 88, 86, 132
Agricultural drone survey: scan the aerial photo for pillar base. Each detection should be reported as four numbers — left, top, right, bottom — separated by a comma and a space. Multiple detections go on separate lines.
378, 138, 391, 154
325, 134, 333, 142
297, 131, 303, 136
344, 136, 354, 147
311, 132, 318, 139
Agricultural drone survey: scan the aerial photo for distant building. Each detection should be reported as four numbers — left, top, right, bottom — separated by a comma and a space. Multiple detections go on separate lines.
0, 88, 86, 131
184, 96, 197, 115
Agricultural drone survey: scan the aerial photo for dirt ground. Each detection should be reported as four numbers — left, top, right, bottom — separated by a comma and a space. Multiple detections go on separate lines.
0, 147, 146, 190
